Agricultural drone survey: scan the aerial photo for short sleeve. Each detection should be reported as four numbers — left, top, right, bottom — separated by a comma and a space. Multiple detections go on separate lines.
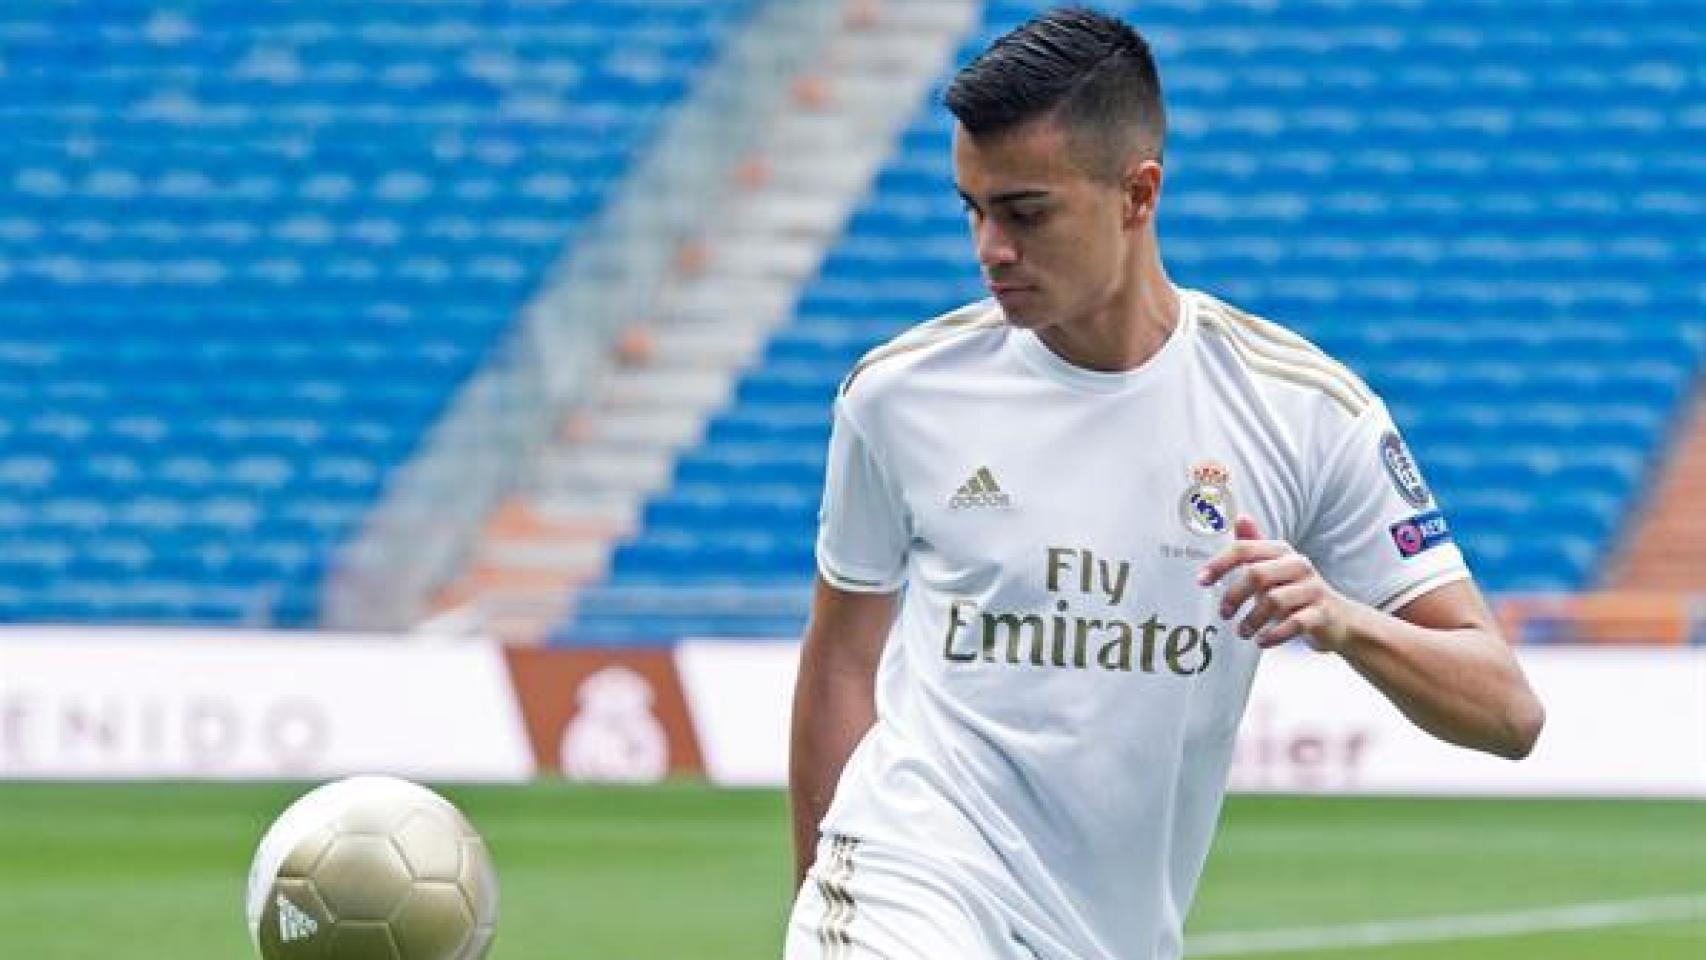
1298, 401, 1471, 612
815, 397, 910, 593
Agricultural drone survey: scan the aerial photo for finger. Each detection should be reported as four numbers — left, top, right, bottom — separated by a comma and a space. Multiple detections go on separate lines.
1256, 619, 1302, 648
1235, 569, 1310, 637
1218, 553, 1310, 619
1214, 555, 1269, 612
1198, 540, 1285, 588
1199, 516, 1276, 586
1264, 580, 1319, 618
1248, 579, 1323, 637
1238, 595, 1276, 638
1235, 514, 1263, 541
1258, 607, 1325, 648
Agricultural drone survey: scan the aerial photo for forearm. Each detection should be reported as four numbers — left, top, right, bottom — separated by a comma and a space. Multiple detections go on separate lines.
788, 659, 877, 888
1336, 601, 1544, 759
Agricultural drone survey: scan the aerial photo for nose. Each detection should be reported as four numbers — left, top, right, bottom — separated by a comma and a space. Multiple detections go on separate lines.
974, 215, 1018, 268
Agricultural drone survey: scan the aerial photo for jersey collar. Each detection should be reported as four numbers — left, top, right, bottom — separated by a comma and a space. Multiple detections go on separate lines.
1009, 288, 1196, 395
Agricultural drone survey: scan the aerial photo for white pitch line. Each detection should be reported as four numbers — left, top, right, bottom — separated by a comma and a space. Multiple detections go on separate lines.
1187, 893, 1706, 956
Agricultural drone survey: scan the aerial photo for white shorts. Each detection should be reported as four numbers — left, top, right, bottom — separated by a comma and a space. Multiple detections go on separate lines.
783, 834, 1040, 960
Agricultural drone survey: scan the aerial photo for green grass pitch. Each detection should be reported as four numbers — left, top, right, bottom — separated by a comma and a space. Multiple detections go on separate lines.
1, 782, 1700, 958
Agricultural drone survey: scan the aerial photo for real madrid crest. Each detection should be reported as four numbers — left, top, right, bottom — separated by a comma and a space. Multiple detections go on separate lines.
1179, 460, 1235, 537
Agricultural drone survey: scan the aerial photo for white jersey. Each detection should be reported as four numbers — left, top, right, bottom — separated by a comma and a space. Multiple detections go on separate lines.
811, 289, 1468, 959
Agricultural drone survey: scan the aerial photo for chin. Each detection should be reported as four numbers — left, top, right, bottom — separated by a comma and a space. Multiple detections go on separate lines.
996, 300, 1048, 329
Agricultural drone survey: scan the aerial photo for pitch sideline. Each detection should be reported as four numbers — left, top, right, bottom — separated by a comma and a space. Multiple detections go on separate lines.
1187, 892, 1706, 956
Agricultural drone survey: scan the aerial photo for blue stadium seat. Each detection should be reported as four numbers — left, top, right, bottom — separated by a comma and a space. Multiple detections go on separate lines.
0, 0, 760, 625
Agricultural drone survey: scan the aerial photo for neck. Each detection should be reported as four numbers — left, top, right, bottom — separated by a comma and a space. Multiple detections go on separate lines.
1036, 242, 1178, 373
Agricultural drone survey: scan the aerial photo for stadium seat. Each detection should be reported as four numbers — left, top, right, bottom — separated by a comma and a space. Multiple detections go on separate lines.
0, 0, 760, 625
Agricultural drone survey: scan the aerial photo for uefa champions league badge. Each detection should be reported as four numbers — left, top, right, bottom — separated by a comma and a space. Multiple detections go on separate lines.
1180, 460, 1235, 537
1379, 429, 1431, 508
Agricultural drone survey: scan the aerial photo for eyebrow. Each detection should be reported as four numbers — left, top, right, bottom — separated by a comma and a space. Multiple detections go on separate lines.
956, 187, 1052, 207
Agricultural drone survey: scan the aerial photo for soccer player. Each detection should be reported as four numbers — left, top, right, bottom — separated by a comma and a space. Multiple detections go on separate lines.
784, 7, 1545, 960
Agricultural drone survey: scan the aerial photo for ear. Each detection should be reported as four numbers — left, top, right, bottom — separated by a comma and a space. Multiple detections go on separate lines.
1122, 159, 1164, 229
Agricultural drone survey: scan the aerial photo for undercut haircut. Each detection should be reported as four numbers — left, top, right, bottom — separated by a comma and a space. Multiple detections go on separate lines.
945, 6, 1166, 182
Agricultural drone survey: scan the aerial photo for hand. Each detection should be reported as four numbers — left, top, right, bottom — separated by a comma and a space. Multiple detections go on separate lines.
1197, 515, 1353, 652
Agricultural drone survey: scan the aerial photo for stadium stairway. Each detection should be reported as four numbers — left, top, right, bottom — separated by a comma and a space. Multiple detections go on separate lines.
1607, 387, 1706, 590
434, 0, 981, 643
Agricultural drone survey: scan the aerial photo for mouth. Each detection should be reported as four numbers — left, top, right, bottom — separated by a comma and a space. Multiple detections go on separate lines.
989, 282, 1035, 296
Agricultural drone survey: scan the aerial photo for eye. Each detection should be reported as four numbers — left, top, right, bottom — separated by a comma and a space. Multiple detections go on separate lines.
1007, 207, 1045, 228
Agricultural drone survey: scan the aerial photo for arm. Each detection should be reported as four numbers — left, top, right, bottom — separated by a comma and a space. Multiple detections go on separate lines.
789, 576, 897, 888
1202, 516, 1544, 760
1336, 578, 1542, 759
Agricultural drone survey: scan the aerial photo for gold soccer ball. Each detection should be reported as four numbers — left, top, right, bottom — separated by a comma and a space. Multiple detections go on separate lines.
246, 776, 498, 960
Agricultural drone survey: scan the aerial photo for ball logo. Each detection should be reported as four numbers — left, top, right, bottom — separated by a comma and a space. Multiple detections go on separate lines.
559, 666, 669, 783
275, 894, 318, 943
1179, 460, 1235, 537
1380, 430, 1431, 508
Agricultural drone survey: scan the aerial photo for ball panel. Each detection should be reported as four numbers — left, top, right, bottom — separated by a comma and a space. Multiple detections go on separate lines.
313, 834, 413, 922
255, 877, 333, 960
456, 922, 497, 960
455, 837, 499, 928
338, 801, 412, 836
325, 921, 403, 960
390, 882, 474, 960
392, 809, 463, 882
278, 824, 338, 880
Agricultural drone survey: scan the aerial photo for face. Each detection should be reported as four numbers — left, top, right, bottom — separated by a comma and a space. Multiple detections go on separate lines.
952, 117, 1159, 330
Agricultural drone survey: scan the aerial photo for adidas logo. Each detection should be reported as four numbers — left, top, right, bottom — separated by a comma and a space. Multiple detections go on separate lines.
949, 466, 1013, 510
277, 893, 319, 943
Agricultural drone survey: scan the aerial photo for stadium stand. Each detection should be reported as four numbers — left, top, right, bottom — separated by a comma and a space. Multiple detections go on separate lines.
560, 0, 1705, 643
0, 0, 757, 625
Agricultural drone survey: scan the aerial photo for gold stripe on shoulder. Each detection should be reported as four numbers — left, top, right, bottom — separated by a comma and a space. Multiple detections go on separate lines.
1230, 311, 1373, 406
1202, 297, 1372, 404
1199, 300, 1372, 414
1200, 308, 1369, 416
840, 301, 1003, 395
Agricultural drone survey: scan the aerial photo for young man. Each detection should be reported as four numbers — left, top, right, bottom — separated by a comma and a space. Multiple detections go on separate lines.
785, 7, 1544, 959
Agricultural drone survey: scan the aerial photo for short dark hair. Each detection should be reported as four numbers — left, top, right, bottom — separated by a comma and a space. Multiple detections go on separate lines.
944, 6, 1165, 180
